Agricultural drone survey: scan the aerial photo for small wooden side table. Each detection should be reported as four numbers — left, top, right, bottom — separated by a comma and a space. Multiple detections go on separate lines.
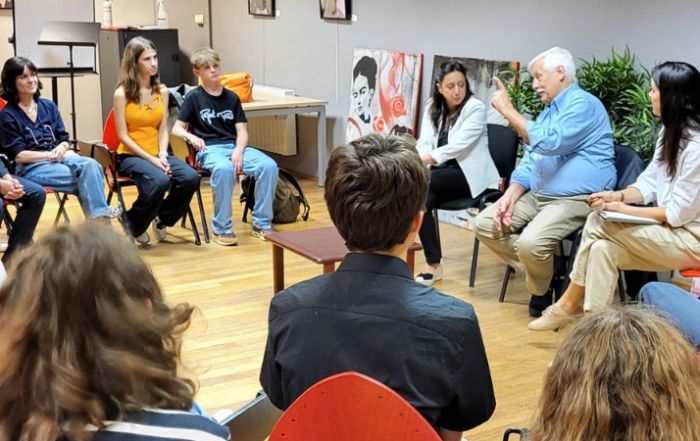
266, 227, 422, 293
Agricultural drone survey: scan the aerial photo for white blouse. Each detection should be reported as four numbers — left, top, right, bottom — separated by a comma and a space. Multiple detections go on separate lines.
632, 127, 700, 227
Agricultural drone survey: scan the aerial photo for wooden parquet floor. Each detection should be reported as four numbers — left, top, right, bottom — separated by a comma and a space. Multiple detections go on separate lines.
12, 177, 568, 441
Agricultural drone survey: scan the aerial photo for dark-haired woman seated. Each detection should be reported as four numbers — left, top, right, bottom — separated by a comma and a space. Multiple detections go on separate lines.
530, 61, 700, 331
414, 61, 500, 285
0, 223, 229, 441
0, 56, 120, 221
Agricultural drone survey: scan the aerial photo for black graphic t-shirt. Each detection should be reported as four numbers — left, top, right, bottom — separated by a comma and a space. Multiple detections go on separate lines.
177, 86, 248, 146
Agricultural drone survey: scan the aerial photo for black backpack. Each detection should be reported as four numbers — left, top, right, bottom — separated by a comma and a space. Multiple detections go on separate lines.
240, 168, 310, 224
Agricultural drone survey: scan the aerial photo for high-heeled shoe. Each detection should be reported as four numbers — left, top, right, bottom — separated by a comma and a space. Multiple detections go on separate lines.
415, 263, 444, 286
528, 304, 582, 331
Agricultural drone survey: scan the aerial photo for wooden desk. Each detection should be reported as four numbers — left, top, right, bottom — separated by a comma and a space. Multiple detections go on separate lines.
267, 227, 423, 293
243, 92, 328, 185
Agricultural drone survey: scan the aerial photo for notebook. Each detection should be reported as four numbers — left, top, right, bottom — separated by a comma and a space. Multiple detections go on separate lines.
599, 211, 661, 225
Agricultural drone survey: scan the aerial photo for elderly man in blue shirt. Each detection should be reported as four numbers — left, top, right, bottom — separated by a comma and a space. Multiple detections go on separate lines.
475, 47, 616, 317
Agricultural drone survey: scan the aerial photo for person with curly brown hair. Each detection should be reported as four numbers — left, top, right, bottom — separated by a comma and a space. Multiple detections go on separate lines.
529, 306, 700, 441
0, 223, 229, 441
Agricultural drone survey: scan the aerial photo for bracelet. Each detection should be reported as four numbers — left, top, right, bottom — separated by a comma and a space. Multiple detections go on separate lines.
158, 152, 169, 158
619, 191, 625, 203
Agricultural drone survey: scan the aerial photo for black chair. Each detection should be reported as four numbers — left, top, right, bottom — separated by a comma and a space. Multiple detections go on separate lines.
499, 144, 645, 302
432, 123, 519, 287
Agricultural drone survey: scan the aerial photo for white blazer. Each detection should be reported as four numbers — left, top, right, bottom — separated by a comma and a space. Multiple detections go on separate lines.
415, 96, 500, 197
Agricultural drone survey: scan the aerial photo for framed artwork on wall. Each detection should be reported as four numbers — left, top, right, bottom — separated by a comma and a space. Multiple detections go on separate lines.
249, 0, 274, 17
320, 0, 351, 20
432, 55, 520, 125
346, 48, 423, 142
0, 0, 14, 9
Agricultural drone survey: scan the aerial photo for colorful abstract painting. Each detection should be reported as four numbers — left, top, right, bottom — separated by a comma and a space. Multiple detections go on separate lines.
346, 48, 423, 142
432, 55, 519, 125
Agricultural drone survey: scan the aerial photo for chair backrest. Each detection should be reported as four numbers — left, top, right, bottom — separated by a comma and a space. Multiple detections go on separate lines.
0, 97, 6, 111
487, 124, 520, 187
614, 143, 645, 191
168, 133, 195, 165
219, 392, 282, 441
269, 371, 441, 441
102, 110, 120, 152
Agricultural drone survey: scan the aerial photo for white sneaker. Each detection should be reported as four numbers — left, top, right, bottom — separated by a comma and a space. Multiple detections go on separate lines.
133, 231, 150, 246
152, 217, 167, 242
415, 263, 444, 286
106, 203, 122, 219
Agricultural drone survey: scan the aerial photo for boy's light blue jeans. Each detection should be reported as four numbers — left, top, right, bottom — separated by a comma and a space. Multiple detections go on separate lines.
16, 155, 112, 218
197, 144, 277, 234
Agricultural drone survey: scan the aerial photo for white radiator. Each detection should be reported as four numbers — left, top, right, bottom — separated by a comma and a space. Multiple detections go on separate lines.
247, 114, 297, 156
247, 84, 297, 156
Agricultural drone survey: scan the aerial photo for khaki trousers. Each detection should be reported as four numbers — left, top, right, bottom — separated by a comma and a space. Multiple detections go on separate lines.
474, 193, 592, 295
570, 212, 700, 311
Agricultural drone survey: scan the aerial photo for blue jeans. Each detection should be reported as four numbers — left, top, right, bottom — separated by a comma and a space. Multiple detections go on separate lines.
16, 155, 111, 218
197, 144, 277, 234
117, 154, 200, 237
2, 176, 46, 262
640, 282, 700, 349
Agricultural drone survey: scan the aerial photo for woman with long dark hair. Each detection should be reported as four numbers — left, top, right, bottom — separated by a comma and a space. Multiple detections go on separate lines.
0, 57, 119, 222
0, 223, 229, 441
530, 61, 700, 331
113, 37, 199, 245
414, 61, 499, 285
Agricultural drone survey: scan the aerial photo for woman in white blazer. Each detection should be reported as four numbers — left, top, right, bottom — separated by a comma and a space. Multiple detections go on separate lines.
415, 61, 500, 285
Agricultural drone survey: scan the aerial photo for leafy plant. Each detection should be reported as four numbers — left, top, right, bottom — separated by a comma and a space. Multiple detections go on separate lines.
499, 65, 544, 119
577, 47, 659, 161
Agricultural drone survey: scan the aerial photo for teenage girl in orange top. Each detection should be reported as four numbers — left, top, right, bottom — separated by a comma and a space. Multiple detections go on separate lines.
113, 36, 199, 244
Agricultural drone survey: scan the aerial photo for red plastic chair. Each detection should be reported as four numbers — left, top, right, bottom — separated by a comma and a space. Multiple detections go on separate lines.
0, 97, 70, 226
82, 110, 201, 245
269, 372, 441, 441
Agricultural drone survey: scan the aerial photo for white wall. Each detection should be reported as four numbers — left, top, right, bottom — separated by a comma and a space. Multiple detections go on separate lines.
1, 0, 699, 160
210, 0, 700, 176
0, 0, 208, 141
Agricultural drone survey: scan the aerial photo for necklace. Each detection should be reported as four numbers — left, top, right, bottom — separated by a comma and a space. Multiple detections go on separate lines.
18, 101, 36, 114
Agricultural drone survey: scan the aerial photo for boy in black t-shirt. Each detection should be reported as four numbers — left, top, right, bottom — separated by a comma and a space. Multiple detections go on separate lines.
173, 48, 278, 245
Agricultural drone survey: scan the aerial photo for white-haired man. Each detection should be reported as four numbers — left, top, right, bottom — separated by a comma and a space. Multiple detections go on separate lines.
475, 47, 616, 317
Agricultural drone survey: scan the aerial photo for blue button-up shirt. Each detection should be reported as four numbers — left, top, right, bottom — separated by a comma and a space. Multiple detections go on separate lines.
511, 83, 616, 196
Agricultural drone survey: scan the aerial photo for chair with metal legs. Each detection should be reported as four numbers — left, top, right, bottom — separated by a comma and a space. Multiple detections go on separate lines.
432, 124, 520, 287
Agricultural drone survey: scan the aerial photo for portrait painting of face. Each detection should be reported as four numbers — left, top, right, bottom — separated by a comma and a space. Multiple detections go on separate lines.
346, 48, 423, 142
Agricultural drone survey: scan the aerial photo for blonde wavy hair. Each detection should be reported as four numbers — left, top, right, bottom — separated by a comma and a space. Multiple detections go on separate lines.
530, 306, 700, 441
0, 223, 196, 441
116, 36, 160, 103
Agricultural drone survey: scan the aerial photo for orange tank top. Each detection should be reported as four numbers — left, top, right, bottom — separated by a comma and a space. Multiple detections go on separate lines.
117, 94, 163, 156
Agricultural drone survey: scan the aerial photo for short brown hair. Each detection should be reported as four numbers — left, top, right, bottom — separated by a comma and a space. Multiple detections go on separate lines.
190, 47, 220, 69
0, 223, 196, 441
530, 306, 700, 441
324, 133, 429, 252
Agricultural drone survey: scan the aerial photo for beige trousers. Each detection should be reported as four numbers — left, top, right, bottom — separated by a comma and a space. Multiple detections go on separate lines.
570, 212, 700, 311
474, 193, 592, 295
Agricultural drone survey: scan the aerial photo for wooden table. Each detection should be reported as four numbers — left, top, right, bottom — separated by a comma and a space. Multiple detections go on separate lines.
243, 92, 327, 185
267, 227, 423, 293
